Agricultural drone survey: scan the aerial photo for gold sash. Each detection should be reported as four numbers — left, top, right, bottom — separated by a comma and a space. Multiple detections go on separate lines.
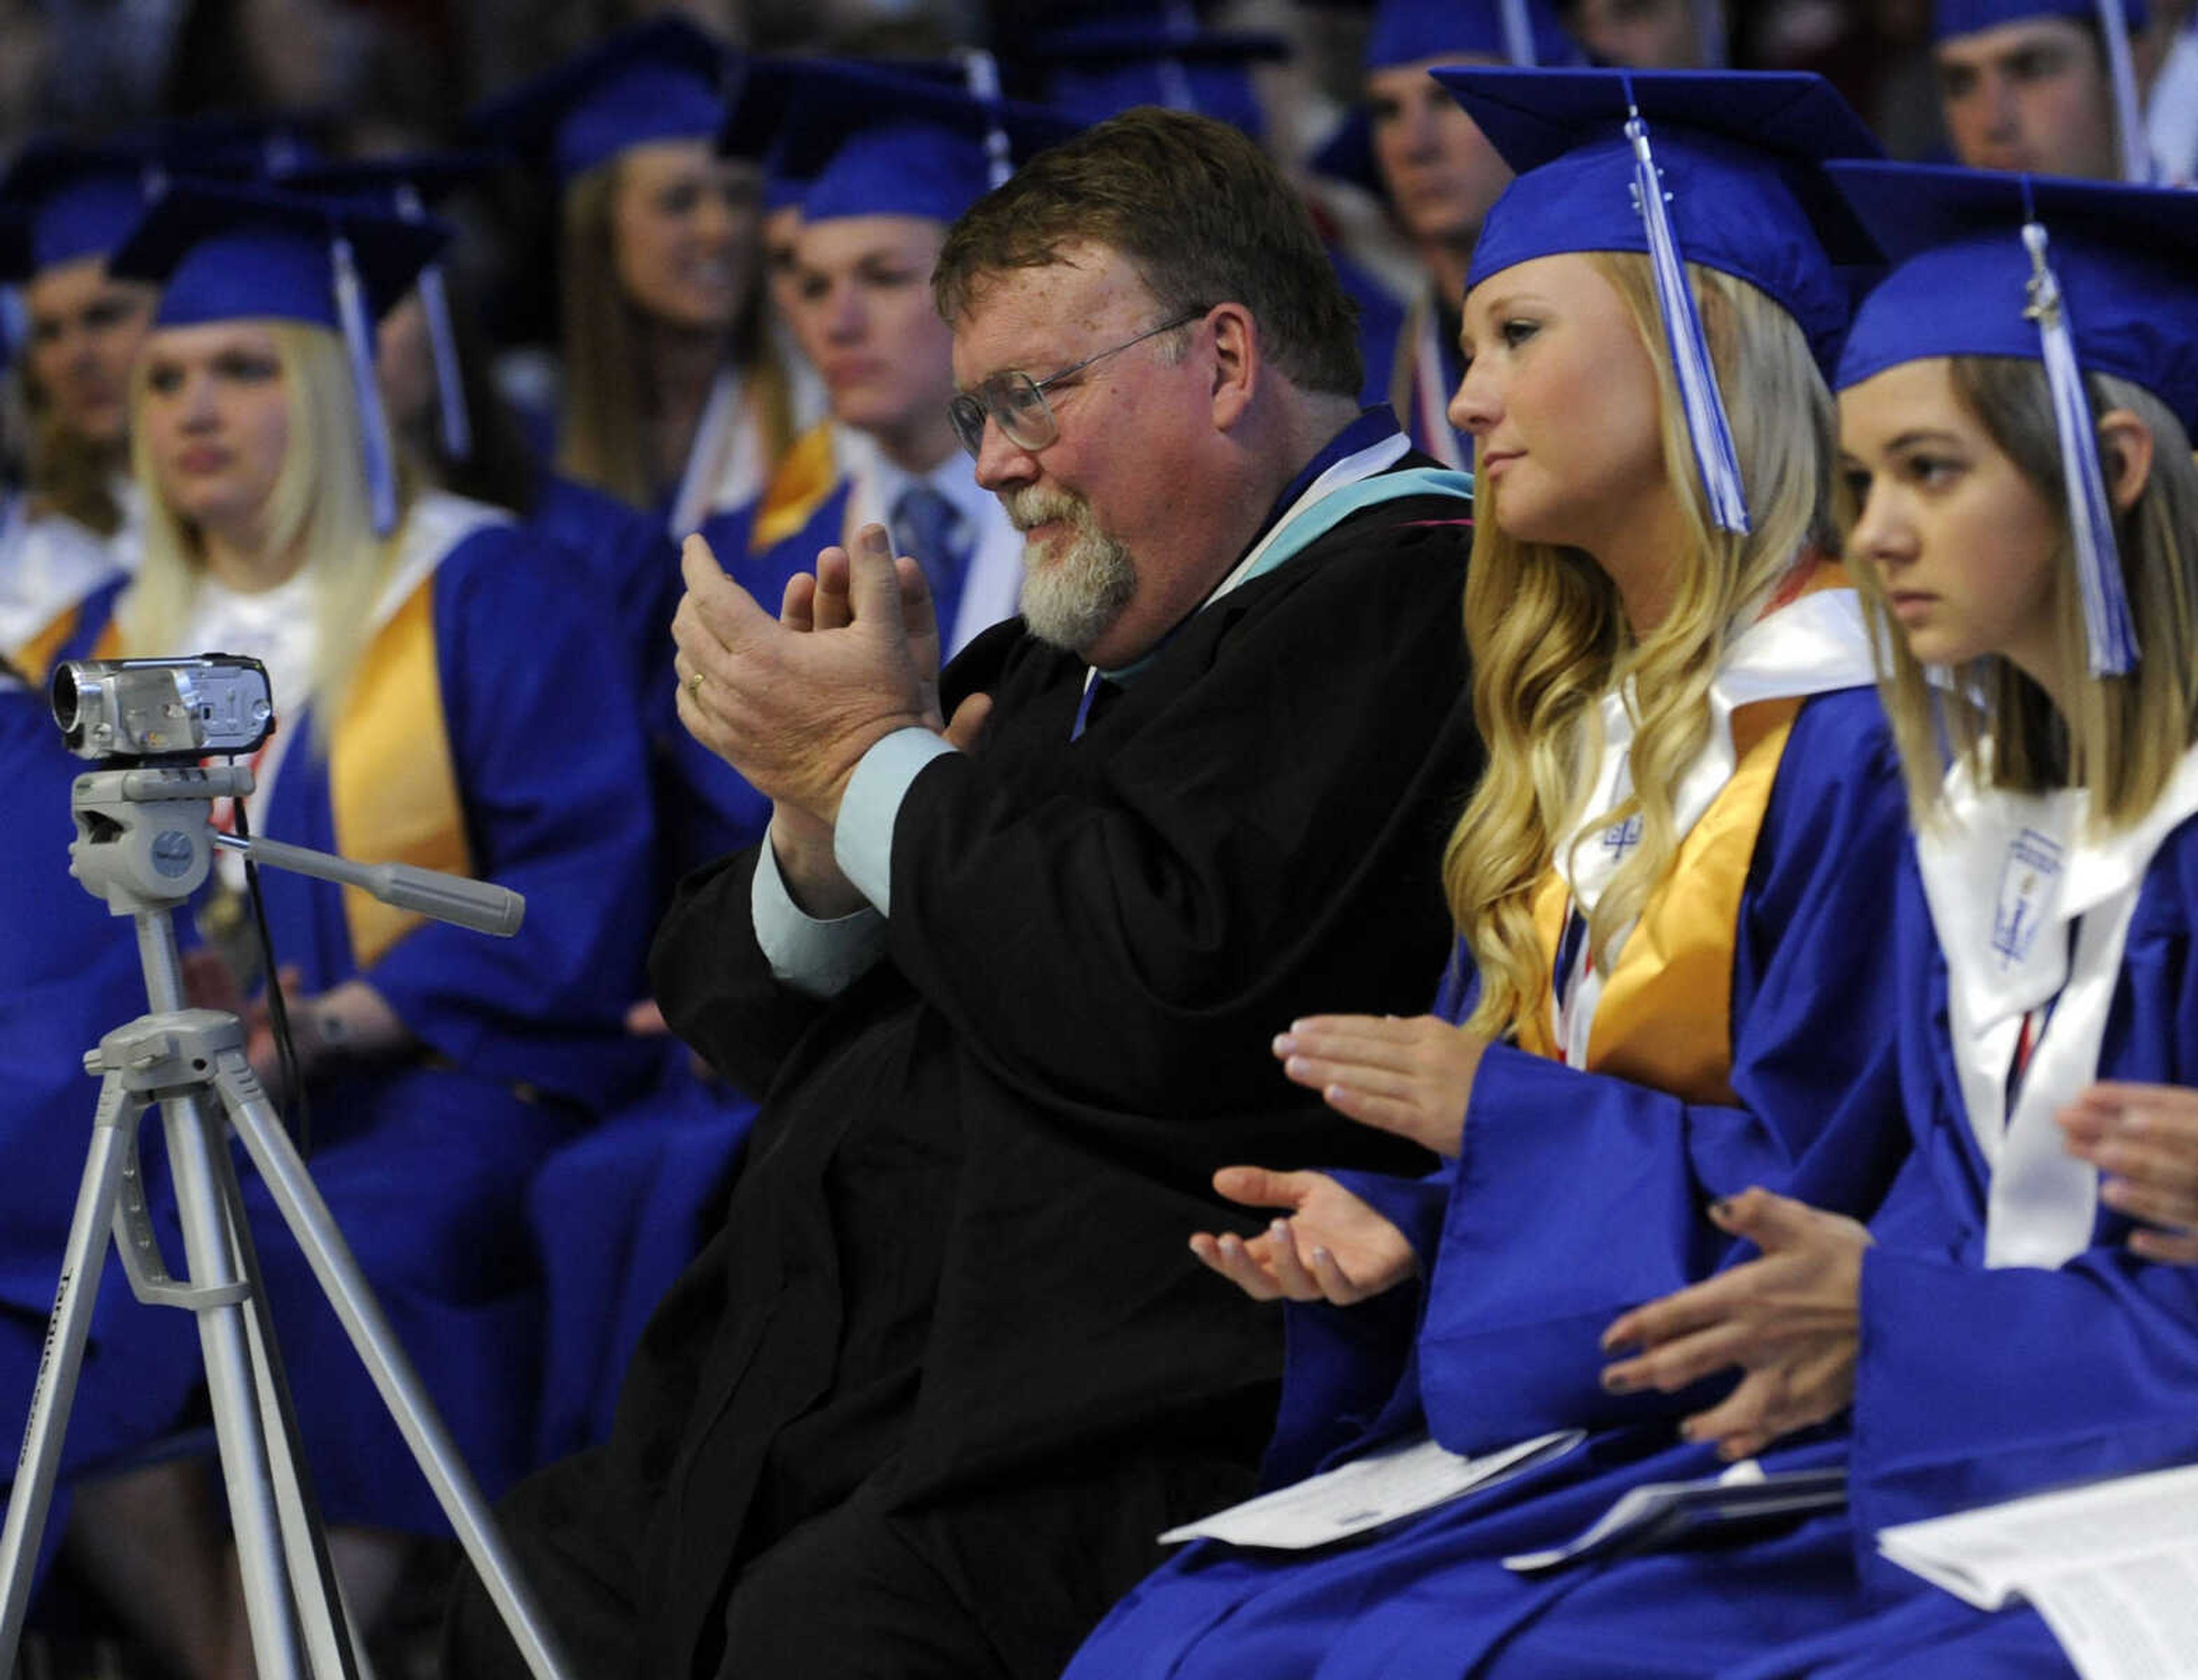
1513, 696, 1804, 1105
748, 421, 841, 554
329, 576, 472, 966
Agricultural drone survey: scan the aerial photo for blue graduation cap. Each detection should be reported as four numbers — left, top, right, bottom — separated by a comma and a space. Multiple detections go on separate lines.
108, 181, 450, 538
1019, 17, 1288, 138
276, 151, 498, 463
1441, 67, 1885, 534
128, 111, 329, 182
1828, 161, 2198, 675
0, 139, 166, 279
719, 54, 985, 210
1310, 0, 1579, 197
468, 15, 733, 187
1935, 1, 2149, 180
754, 59, 1079, 228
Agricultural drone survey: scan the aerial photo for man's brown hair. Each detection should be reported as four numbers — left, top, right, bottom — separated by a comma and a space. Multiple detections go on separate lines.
934, 107, 1363, 400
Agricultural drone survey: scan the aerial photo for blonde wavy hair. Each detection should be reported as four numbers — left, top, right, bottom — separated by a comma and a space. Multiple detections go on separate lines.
1857, 358, 2198, 835
121, 322, 399, 749
1448, 251, 1838, 1042
555, 156, 792, 507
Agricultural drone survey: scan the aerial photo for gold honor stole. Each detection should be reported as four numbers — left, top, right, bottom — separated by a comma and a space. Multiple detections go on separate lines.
1513, 695, 1804, 1106
72, 570, 472, 969
748, 421, 842, 554
15, 599, 88, 686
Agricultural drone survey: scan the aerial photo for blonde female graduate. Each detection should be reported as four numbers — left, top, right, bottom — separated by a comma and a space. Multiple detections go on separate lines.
44, 180, 658, 1677
1599, 165, 2198, 1679
1065, 66, 1916, 1680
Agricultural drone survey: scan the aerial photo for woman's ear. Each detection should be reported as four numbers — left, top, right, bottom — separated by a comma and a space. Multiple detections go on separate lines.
2096, 408, 2156, 513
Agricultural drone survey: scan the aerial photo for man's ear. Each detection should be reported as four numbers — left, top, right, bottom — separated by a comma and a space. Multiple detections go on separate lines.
2096, 408, 2155, 513
1208, 302, 1256, 431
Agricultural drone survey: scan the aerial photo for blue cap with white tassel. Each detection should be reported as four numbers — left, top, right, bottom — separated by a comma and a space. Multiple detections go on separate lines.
106, 181, 449, 539
1827, 161, 2198, 675
1436, 68, 1886, 535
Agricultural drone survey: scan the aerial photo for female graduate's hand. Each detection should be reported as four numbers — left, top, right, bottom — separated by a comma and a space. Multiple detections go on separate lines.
2060, 1083, 2198, 1263
1598, 1188, 1872, 1461
1274, 1014, 1487, 1156
1188, 1166, 1418, 1305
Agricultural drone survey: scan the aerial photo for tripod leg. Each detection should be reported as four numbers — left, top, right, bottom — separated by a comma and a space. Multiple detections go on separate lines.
160, 1088, 311, 1680
211, 1058, 578, 1680
0, 1073, 140, 1670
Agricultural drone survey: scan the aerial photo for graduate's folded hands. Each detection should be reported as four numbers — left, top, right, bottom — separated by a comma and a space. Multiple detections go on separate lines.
1598, 1188, 1872, 1461
1274, 1014, 1486, 1156
2060, 1082, 2198, 1264
672, 524, 933, 825
1189, 1165, 1417, 1305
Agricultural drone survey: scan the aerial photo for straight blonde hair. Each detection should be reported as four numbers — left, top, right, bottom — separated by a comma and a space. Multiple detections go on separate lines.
555, 157, 792, 507
1447, 252, 1837, 1042
1857, 358, 2198, 835
121, 322, 398, 749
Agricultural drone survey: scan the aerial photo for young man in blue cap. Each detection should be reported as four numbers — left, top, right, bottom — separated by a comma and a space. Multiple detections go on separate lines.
1936, 0, 2155, 178
449, 105, 1481, 1680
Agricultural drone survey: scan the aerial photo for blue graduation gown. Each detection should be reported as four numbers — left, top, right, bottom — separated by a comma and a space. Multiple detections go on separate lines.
1064, 686, 1916, 1680
1720, 820, 2198, 1679
528, 471, 681, 709
72, 524, 660, 1532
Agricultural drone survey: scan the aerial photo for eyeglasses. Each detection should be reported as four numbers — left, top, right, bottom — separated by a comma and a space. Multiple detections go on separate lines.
947, 309, 1207, 460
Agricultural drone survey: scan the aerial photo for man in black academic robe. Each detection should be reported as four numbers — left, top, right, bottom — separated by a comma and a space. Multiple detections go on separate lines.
449, 108, 1483, 1680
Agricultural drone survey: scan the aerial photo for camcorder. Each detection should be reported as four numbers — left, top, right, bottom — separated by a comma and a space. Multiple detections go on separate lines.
52, 654, 276, 764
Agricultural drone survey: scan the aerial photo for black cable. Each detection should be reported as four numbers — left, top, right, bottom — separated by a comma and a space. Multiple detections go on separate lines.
230, 785, 314, 1157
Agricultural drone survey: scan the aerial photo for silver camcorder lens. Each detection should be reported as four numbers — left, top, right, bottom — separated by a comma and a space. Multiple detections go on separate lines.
52, 655, 276, 762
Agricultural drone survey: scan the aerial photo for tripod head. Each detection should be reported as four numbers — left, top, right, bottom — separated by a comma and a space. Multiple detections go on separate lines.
56, 657, 524, 936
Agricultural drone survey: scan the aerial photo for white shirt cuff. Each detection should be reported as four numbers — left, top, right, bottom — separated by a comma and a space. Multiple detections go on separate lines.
833, 727, 958, 915
751, 832, 886, 998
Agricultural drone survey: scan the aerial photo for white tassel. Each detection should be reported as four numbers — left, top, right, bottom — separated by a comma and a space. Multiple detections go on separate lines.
1500, 0, 1540, 66
331, 234, 401, 537
958, 49, 1015, 190
1626, 102, 1751, 534
2023, 221, 2137, 674
2096, 0, 2150, 182
393, 183, 471, 462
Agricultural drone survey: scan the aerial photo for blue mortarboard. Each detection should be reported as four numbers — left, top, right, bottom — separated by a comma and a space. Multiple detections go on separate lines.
719, 54, 973, 213
109, 181, 450, 537
276, 152, 499, 464
755, 60, 1078, 227
1444, 69, 1883, 534
1934, 1, 2149, 179
1830, 160, 2198, 674
468, 16, 732, 187
1310, 0, 1579, 195
1019, 19, 1288, 138
127, 111, 329, 182
0, 139, 165, 278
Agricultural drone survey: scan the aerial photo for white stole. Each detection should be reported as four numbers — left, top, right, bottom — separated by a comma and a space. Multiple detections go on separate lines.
1915, 741, 2198, 1268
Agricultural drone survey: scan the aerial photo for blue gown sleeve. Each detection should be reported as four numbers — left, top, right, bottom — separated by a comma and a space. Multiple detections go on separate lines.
362, 529, 661, 1111
1415, 690, 1916, 1453
1849, 828, 2198, 1586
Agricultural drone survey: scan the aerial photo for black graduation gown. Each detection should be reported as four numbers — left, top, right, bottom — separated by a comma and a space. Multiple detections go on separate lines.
463, 475, 1483, 1679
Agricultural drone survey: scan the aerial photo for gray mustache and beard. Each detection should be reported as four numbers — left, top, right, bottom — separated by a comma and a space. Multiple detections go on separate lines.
1004, 485, 1136, 655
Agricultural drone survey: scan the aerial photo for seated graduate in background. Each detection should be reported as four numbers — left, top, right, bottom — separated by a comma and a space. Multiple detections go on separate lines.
1312, 0, 1579, 470
1594, 164, 2198, 1680
0, 141, 166, 657
1064, 66, 1919, 1680
279, 149, 681, 713
42, 180, 660, 1678
1934, 0, 2160, 182
468, 17, 794, 548
448, 105, 1484, 1680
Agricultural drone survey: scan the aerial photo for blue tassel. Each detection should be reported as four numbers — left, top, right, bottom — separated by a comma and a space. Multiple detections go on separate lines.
1500, 0, 1540, 65
2097, 0, 2149, 181
958, 50, 1015, 191
331, 233, 401, 537
392, 183, 471, 463
1624, 96, 1751, 534
2023, 220, 2138, 675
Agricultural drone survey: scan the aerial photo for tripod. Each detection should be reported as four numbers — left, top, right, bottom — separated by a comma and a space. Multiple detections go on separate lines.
0, 761, 576, 1679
